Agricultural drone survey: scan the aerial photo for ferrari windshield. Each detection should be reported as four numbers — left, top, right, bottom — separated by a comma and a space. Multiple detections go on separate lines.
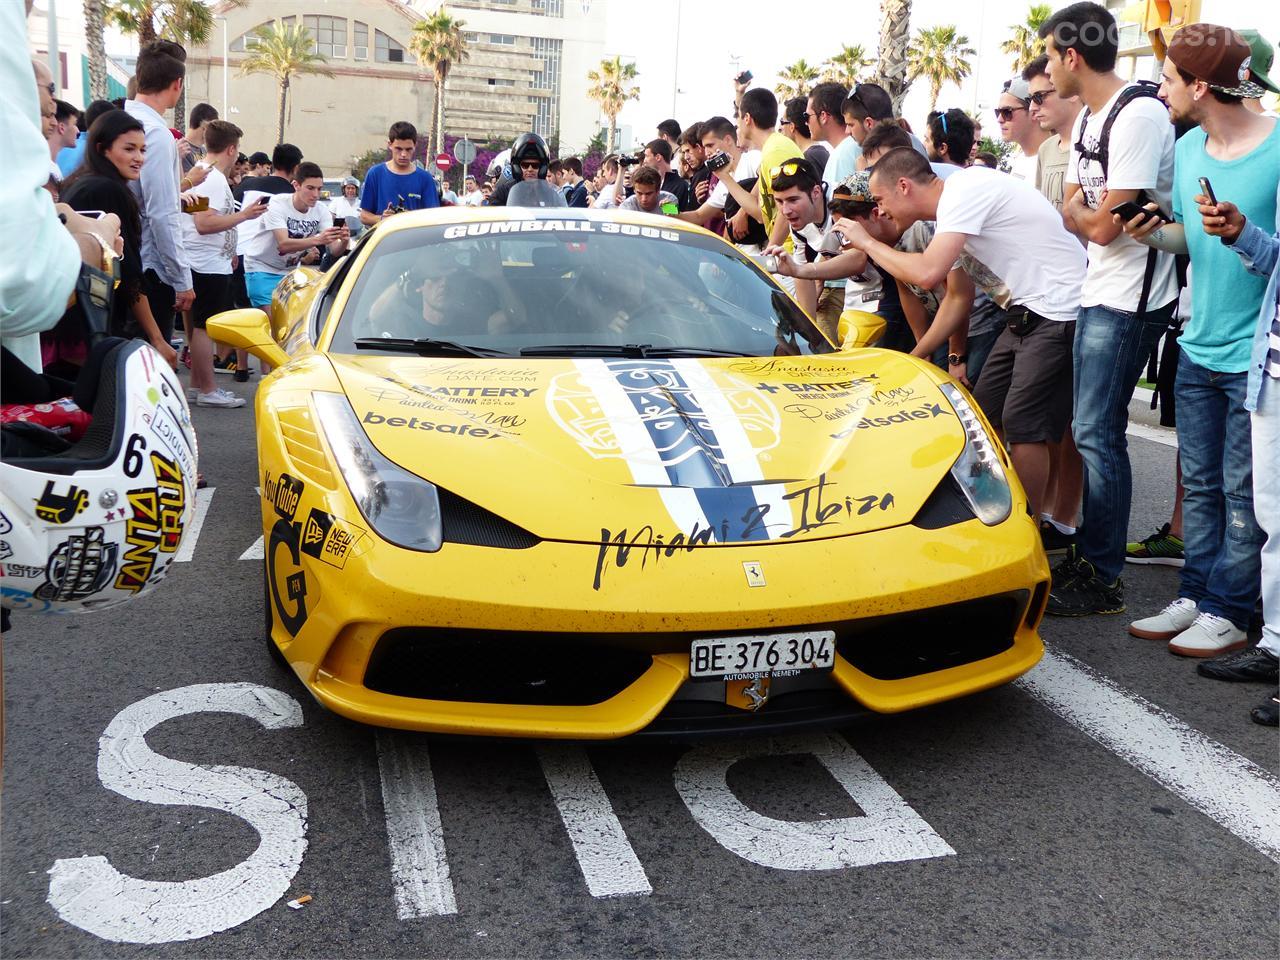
328, 218, 834, 357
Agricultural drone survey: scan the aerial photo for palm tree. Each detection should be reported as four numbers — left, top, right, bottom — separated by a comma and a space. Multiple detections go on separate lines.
84, 0, 108, 100
410, 6, 469, 161
907, 24, 975, 111
586, 55, 639, 154
822, 44, 873, 88
104, 0, 245, 120
775, 59, 820, 101
1001, 3, 1053, 73
238, 23, 334, 146
878, 0, 913, 113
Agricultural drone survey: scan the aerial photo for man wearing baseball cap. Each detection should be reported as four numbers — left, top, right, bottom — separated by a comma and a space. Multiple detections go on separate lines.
1118, 23, 1279, 662
996, 76, 1050, 183
1238, 30, 1279, 117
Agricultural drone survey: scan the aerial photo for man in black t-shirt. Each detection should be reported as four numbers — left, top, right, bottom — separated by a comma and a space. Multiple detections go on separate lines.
642, 139, 690, 212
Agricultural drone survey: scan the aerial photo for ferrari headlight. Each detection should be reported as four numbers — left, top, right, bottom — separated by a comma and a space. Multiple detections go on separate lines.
938, 382, 1011, 526
313, 392, 442, 552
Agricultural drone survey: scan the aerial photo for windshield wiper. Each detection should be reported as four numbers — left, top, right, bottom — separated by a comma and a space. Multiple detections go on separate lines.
520, 343, 753, 358
353, 337, 509, 358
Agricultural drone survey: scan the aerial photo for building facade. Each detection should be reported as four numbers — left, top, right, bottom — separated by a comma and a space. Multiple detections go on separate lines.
184, 0, 434, 176
427, 0, 607, 152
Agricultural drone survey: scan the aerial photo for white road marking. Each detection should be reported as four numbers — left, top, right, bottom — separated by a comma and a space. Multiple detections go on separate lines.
46, 684, 307, 943
673, 732, 955, 870
376, 733, 457, 919
240, 537, 264, 561
1125, 422, 1178, 448
536, 744, 652, 899
1016, 647, 1280, 863
174, 487, 215, 562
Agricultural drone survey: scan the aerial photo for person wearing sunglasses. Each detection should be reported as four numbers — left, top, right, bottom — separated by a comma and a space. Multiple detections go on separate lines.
996, 77, 1049, 184
1022, 55, 1082, 213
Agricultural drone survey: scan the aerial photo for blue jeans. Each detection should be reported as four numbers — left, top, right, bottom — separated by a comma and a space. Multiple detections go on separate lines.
966, 327, 1002, 385
1176, 351, 1264, 628
1253, 374, 1280, 657
1072, 302, 1174, 582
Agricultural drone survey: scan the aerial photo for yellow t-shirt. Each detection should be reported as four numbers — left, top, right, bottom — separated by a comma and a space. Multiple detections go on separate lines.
758, 131, 804, 238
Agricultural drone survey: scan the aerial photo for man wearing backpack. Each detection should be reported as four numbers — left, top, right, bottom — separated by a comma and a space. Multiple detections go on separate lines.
1040, 2, 1181, 618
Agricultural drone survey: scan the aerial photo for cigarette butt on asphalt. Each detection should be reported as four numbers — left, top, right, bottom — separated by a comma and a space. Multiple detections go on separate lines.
286, 895, 312, 910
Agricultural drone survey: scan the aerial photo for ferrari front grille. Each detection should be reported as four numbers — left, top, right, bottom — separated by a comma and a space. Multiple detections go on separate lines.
364, 628, 651, 705
836, 593, 1025, 680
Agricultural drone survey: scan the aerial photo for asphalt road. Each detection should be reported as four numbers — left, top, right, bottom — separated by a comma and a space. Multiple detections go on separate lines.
3, 376, 1277, 959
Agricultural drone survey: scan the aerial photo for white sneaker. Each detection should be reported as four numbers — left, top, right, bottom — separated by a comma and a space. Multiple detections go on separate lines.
196, 389, 246, 408
1129, 597, 1198, 641
1168, 612, 1248, 658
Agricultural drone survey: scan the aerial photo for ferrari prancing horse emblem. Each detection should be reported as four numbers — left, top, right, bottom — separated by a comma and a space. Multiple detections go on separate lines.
743, 561, 766, 587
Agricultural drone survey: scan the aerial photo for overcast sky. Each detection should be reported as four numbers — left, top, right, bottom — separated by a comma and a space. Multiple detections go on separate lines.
603, 0, 1279, 143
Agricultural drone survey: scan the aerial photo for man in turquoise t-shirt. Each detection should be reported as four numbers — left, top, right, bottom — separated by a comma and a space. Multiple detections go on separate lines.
1121, 23, 1279, 664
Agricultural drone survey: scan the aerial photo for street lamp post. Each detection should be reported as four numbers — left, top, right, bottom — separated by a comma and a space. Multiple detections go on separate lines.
214, 16, 228, 117
46, 0, 61, 95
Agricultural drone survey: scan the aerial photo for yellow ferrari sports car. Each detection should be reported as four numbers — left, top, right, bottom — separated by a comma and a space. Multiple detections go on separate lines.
210, 206, 1048, 738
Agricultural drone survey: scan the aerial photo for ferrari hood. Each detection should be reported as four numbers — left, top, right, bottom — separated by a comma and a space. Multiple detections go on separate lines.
327, 353, 967, 547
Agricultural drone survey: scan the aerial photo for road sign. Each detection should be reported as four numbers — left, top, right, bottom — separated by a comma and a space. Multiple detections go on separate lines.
452, 138, 477, 165
435, 153, 452, 171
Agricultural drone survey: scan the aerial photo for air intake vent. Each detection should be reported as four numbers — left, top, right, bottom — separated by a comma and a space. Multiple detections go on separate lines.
438, 486, 540, 549
279, 405, 336, 486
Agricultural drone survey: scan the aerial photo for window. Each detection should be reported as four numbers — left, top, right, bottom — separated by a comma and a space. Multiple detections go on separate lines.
303, 15, 346, 58
532, 0, 564, 15
230, 21, 273, 52
488, 33, 516, 45
353, 21, 368, 60
530, 36, 562, 140
488, 77, 516, 86
375, 29, 407, 64
462, 31, 480, 42
281, 15, 295, 29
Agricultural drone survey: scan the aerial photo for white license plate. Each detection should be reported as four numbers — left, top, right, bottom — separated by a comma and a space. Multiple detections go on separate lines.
690, 630, 836, 680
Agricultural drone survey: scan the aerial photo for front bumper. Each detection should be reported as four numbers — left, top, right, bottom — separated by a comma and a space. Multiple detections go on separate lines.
273, 511, 1049, 738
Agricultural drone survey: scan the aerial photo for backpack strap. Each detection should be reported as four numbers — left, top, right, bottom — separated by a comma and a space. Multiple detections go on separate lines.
1073, 80, 1162, 180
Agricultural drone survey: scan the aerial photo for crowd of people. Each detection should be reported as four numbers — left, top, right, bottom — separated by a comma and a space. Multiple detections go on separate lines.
4, 3, 1278, 726
472, 2, 1279, 727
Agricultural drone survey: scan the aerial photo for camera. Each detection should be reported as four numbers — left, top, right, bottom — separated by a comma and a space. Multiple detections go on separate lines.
705, 151, 732, 172
617, 154, 642, 167
736, 70, 753, 85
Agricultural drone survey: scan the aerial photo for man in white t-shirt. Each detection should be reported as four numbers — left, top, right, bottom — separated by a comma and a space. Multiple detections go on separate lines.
1040, 0, 1180, 617
761, 157, 843, 335
840, 147, 1086, 522
997, 77, 1050, 184
329, 176, 363, 222
677, 116, 762, 249
243, 161, 349, 307
179, 119, 268, 407
462, 175, 485, 206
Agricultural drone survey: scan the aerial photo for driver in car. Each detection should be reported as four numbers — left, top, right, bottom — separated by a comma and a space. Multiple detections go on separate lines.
368, 253, 514, 338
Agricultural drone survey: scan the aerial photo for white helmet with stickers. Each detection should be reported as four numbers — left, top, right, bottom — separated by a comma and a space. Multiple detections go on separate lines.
0, 340, 199, 614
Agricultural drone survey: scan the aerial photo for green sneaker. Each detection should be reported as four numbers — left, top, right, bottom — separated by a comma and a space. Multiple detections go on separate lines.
1125, 523, 1185, 567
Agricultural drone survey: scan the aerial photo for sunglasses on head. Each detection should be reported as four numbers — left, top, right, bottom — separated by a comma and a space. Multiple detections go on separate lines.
1029, 90, 1054, 106
769, 158, 806, 180
994, 106, 1027, 121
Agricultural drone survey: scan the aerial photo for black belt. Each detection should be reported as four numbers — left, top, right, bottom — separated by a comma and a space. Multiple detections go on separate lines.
1006, 307, 1048, 336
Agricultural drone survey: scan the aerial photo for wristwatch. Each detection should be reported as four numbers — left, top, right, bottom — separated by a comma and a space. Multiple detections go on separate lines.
947, 353, 967, 366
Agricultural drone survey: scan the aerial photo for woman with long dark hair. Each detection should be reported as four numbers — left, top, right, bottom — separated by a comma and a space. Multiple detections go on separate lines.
60, 109, 177, 368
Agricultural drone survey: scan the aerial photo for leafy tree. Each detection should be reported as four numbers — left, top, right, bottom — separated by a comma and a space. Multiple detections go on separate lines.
878, 0, 913, 113
775, 59, 821, 101
822, 44, 873, 87
105, 1, 246, 121
410, 6, 469, 160
907, 24, 975, 111
84, 0, 109, 100
238, 23, 334, 146
586, 55, 639, 154
1002, 3, 1053, 73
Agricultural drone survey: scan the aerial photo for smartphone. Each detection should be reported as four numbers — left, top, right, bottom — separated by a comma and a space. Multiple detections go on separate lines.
736, 70, 753, 85
1110, 200, 1162, 224
1198, 176, 1217, 205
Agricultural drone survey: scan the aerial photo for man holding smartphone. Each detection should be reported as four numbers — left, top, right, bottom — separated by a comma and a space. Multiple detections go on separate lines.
1040, 2, 1180, 618
179, 119, 267, 408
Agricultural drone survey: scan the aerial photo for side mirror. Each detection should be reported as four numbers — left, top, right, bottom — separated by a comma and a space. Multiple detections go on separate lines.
206, 308, 291, 370
836, 309, 886, 351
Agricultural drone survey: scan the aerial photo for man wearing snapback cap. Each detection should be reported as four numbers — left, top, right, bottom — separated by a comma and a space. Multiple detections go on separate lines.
1238, 30, 1278, 118
1118, 23, 1279, 659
